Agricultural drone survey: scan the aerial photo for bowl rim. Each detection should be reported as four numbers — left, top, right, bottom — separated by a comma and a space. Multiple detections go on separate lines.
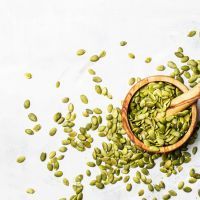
121, 75, 198, 153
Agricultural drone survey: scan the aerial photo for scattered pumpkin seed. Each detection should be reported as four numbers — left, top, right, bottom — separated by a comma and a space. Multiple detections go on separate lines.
120, 41, 127, 46
76, 49, 86, 56
28, 113, 38, 122
24, 73, 32, 79
187, 30, 196, 37
90, 55, 99, 62
24, 99, 30, 109
17, 156, 26, 163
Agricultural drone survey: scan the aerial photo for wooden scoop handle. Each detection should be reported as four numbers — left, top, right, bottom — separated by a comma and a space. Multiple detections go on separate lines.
166, 83, 200, 117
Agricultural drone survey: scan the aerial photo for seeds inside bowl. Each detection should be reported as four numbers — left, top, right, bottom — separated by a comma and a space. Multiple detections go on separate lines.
127, 81, 192, 148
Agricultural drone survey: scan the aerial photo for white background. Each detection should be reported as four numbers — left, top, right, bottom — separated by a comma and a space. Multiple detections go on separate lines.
0, 0, 200, 199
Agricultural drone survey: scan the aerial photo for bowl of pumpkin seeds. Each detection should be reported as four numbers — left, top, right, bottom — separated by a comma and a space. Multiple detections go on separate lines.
122, 75, 198, 153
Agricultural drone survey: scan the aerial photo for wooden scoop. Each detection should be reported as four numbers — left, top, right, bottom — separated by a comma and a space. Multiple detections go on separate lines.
122, 75, 198, 153
165, 83, 200, 117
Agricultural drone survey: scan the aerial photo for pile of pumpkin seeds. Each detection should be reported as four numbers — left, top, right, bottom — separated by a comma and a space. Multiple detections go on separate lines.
128, 81, 192, 149
18, 30, 200, 200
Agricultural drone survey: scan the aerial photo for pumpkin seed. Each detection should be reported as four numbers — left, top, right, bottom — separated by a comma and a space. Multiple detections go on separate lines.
145, 57, 152, 63
99, 50, 106, 58
177, 180, 184, 189
90, 55, 99, 62
162, 194, 170, 200
128, 77, 135, 86
33, 124, 41, 132
181, 56, 189, 63
126, 183, 132, 191
128, 53, 135, 59
156, 65, 165, 71
192, 146, 198, 154
76, 49, 86, 56
54, 112, 62, 122
187, 30, 196, 37
183, 186, 192, 192
87, 162, 96, 167
120, 41, 127, 46
28, 113, 38, 122
26, 188, 35, 194
40, 152, 46, 161
24, 73, 32, 79
86, 170, 91, 176
93, 76, 102, 83
49, 128, 57, 136
62, 97, 69, 103
88, 68, 96, 75
54, 171, 63, 177
138, 189, 144, 196
80, 95, 88, 104
56, 81, 60, 88
25, 129, 34, 135
17, 156, 26, 163
168, 190, 177, 196
24, 99, 30, 109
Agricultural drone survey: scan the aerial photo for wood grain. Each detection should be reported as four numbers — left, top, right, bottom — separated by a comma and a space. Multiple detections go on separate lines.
121, 75, 198, 153
166, 83, 200, 117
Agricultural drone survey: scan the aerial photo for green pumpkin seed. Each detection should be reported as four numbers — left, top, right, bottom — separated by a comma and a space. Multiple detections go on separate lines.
145, 57, 152, 63
156, 65, 165, 71
90, 55, 99, 62
24, 73, 32, 79
54, 112, 62, 122
178, 181, 184, 189
162, 194, 170, 200
183, 186, 192, 192
93, 108, 102, 114
62, 97, 69, 103
126, 183, 132, 191
128, 77, 135, 86
76, 49, 86, 56
189, 177, 197, 183
120, 41, 127, 46
87, 162, 96, 167
99, 50, 106, 58
80, 95, 88, 104
40, 152, 47, 161
56, 81, 60, 88
49, 128, 57, 136
95, 85, 102, 94
28, 113, 38, 122
17, 156, 26, 163
24, 99, 30, 109
88, 68, 96, 75
86, 169, 91, 176
138, 189, 144, 196
93, 76, 102, 83
33, 124, 41, 132
128, 53, 135, 59
187, 30, 196, 37
25, 129, 34, 135
167, 61, 177, 69
192, 146, 198, 154
59, 146, 67, 153
181, 56, 189, 63
175, 52, 183, 58
168, 190, 177, 196
54, 171, 63, 177
49, 151, 56, 159
26, 188, 35, 194
47, 163, 53, 171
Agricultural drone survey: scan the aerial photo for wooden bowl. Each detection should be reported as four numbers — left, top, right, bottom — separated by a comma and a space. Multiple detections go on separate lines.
122, 75, 198, 153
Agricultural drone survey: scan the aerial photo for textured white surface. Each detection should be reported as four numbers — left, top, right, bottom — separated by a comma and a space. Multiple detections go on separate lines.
0, 0, 200, 199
